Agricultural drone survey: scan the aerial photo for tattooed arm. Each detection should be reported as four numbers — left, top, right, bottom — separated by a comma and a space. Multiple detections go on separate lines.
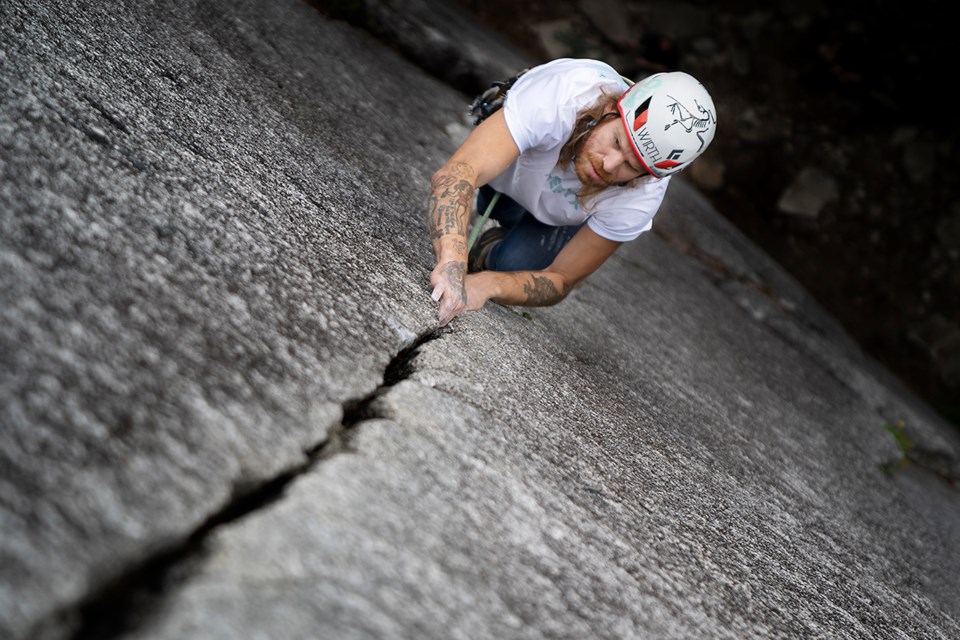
464, 224, 622, 309
427, 110, 519, 325
427, 162, 473, 325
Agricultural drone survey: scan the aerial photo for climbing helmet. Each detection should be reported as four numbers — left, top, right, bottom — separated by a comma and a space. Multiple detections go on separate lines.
617, 71, 717, 178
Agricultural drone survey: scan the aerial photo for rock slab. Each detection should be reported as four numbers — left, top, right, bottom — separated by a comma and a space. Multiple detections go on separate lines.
2, 1, 959, 639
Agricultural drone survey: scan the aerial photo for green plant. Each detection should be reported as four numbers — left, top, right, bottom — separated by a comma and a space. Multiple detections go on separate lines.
879, 420, 913, 476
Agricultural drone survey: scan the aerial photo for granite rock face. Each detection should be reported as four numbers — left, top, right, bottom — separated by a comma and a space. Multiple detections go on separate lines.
307, 0, 533, 96
1, 1, 958, 639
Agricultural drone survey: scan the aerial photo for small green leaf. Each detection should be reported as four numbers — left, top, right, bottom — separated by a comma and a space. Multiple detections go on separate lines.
879, 459, 908, 476
883, 421, 913, 453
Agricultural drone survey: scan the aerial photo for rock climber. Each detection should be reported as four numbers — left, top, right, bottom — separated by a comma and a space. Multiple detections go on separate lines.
426, 57, 717, 326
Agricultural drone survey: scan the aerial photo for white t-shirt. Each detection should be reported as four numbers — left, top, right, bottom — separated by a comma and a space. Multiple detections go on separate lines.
488, 58, 670, 243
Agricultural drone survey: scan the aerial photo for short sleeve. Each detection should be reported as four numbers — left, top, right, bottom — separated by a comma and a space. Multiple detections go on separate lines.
501, 68, 572, 154
501, 59, 629, 155
586, 177, 670, 242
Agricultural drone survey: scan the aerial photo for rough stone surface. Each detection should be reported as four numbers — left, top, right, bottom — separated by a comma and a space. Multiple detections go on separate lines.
532, 19, 581, 62
127, 183, 960, 639
308, 0, 534, 96
2, 1, 959, 639
776, 167, 839, 218
1, 0, 462, 637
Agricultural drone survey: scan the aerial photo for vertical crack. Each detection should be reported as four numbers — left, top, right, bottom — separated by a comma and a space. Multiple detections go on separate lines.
65, 327, 445, 640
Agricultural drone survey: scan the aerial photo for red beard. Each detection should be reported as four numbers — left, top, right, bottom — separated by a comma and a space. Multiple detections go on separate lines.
575, 152, 613, 187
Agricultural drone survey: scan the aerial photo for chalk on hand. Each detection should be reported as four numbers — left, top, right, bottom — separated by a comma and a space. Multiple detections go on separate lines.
431, 284, 442, 302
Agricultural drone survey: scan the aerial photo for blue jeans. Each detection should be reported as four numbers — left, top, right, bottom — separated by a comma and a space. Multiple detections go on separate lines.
477, 186, 584, 271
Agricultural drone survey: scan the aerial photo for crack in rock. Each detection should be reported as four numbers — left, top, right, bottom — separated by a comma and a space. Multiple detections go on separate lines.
322, 327, 445, 454
65, 327, 444, 640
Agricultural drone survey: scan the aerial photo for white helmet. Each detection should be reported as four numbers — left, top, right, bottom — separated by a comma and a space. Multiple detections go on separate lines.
617, 71, 717, 178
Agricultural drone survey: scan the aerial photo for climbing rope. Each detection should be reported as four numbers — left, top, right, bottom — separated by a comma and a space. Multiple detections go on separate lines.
466, 191, 500, 252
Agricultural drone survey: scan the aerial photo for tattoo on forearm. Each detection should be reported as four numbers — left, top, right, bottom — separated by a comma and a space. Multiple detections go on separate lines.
522, 274, 571, 306
427, 163, 475, 246
440, 260, 468, 304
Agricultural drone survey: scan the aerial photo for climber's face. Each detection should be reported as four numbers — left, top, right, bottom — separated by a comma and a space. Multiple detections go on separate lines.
575, 113, 647, 187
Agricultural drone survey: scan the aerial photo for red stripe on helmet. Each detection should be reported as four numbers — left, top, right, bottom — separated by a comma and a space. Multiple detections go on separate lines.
632, 97, 652, 132
618, 94, 662, 179
633, 109, 648, 132
654, 160, 680, 169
